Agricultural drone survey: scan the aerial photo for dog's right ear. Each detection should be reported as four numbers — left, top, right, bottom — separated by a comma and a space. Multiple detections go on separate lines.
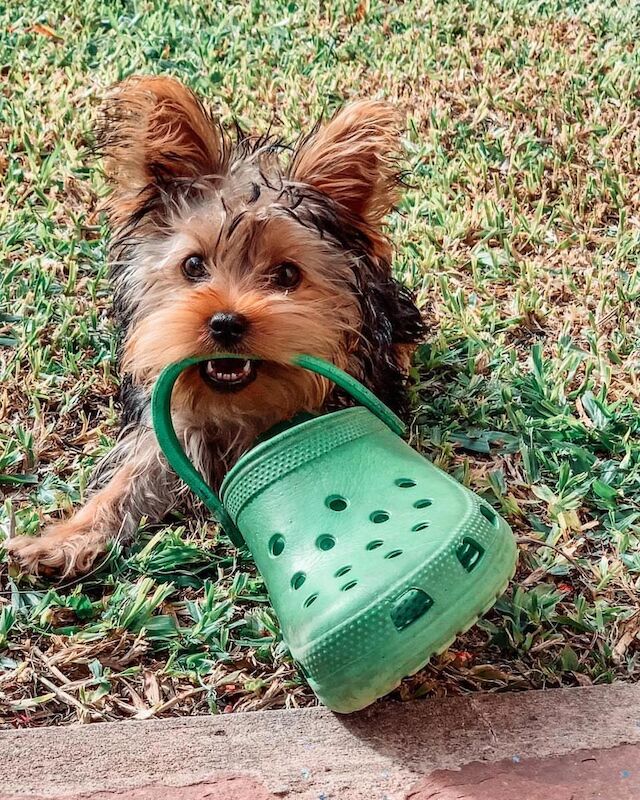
289, 100, 402, 231
98, 76, 226, 223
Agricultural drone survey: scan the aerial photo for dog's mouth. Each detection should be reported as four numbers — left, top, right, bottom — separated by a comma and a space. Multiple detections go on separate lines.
199, 358, 259, 392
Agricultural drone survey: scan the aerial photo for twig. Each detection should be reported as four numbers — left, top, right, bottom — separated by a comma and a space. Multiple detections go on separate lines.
133, 686, 206, 719
32, 645, 72, 686
516, 535, 596, 600
36, 675, 100, 721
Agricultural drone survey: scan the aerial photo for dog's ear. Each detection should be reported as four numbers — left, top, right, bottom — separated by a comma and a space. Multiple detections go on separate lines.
98, 76, 225, 218
289, 100, 402, 229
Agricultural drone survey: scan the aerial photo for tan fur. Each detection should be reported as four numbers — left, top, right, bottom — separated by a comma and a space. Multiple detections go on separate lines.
8, 467, 133, 576
289, 100, 402, 228
102, 76, 226, 226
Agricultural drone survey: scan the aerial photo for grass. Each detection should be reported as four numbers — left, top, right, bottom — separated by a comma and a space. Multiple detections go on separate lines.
1, 0, 639, 725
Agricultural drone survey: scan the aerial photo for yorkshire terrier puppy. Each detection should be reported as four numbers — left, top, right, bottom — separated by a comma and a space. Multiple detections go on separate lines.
8, 76, 424, 577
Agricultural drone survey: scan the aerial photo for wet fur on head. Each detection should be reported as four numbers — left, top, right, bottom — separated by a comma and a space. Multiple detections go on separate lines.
99, 76, 424, 438
5, 76, 424, 579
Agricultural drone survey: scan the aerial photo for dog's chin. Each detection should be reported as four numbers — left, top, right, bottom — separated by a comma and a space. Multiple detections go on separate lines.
199, 358, 260, 393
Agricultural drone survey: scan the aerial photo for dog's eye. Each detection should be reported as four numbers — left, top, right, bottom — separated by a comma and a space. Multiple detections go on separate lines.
270, 262, 302, 291
182, 255, 207, 281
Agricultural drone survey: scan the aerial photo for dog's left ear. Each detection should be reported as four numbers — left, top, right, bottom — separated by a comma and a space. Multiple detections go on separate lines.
289, 100, 402, 229
98, 76, 226, 227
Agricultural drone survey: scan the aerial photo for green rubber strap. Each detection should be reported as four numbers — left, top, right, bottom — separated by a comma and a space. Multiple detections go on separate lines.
151, 353, 405, 546
291, 354, 405, 436
151, 355, 246, 547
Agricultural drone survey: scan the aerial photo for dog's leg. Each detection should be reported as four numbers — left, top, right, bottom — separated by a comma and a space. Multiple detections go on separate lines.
7, 427, 185, 577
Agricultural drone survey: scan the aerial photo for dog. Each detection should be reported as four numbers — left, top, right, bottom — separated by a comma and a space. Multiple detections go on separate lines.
7, 76, 424, 577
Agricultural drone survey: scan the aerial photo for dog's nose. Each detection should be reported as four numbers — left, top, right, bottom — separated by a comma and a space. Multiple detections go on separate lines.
208, 311, 249, 346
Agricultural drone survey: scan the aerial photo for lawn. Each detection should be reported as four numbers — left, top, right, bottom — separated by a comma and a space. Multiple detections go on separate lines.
1, 0, 639, 726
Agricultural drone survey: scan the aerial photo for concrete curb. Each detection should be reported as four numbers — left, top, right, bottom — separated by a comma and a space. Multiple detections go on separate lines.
1, 684, 639, 799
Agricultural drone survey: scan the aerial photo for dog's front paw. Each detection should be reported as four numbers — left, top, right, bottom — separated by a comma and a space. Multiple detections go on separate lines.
7, 523, 108, 578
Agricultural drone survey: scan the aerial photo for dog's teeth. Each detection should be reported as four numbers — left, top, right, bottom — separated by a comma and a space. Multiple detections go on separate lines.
204, 359, 256, 388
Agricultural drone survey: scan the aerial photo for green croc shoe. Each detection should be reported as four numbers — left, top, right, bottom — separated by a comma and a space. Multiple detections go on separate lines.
152, 354, 518, 713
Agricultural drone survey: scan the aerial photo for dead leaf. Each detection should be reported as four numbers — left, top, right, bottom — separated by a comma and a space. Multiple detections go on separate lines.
354, 0, 369, 22
612, 611, 640, 664
28, 23, 63, 42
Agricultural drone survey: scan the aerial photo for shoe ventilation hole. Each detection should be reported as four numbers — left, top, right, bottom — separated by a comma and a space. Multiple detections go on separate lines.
395, 478, 416, 488
385, 549, 403, 559
291, 572, 306, 590
326, 495, 348, 511
370, 510, 390, 524
413, 498, 433, 509
456, 537, 485, 572
341, 580, 357, 592
335, 565, 352, 577
480, 504, 499, 527
316, 534, 336, 551
391, 588, 434, 631
304, 593, 318, 608
269, 534, 285, 557
412, 522, 430, 532
366, 540, 384, 551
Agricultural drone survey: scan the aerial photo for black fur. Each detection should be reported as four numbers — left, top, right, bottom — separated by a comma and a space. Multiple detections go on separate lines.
350, 276, 424, 419
119, 374, 149, 427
